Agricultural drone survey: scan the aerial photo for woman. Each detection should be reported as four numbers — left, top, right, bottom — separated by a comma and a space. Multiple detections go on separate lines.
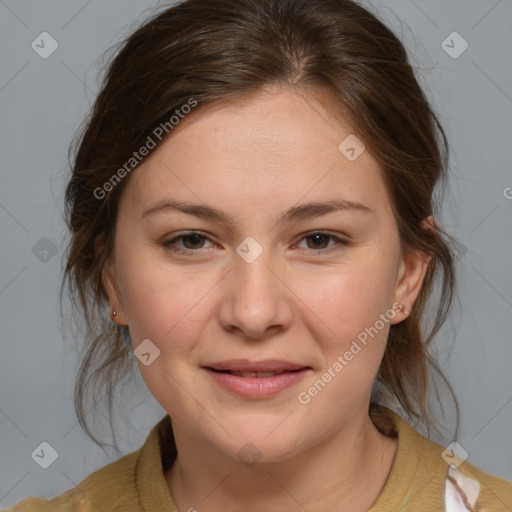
5, 0, 511, 510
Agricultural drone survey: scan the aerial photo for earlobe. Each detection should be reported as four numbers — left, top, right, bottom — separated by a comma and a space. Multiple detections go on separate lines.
96, 235, 128, 326
391, 216, 434, 323
391, 251, 429, 324
102, 261, 128, 325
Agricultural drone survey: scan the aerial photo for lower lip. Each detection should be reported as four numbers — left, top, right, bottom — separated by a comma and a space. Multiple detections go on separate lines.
204, 368, 310, 399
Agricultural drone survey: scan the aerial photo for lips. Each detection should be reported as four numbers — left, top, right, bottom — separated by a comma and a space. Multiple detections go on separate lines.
224, 370, 292, 377
202, 359, 312, 399
203, 359, 309, 373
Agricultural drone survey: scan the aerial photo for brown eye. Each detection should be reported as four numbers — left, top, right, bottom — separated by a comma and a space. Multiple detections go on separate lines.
296, 232, 348, 252
305, 233, 331, 249
162, 232, 214, 254
180, 233, 207, 249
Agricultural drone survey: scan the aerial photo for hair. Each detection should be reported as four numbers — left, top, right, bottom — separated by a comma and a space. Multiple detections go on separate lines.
60, 0, 460, 457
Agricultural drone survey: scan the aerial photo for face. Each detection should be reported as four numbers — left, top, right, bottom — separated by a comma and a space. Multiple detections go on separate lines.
102, 87, 429, 463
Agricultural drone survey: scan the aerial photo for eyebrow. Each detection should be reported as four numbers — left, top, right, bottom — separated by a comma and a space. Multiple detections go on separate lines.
140, 198, 373, 229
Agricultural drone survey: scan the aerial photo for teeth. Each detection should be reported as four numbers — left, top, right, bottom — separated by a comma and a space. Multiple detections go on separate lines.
230, 371, 281, 377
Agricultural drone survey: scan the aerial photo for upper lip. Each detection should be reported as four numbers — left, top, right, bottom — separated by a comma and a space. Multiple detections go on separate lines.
203, 359, 309, 372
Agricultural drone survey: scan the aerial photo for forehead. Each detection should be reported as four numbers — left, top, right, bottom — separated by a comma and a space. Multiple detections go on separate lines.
119, 88, 392, 221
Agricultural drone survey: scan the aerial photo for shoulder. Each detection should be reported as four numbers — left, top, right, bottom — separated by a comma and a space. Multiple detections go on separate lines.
447, 458, 512, 511
2, 414, 175, 512
391, 409, 512, 511
1, 448, 142, 512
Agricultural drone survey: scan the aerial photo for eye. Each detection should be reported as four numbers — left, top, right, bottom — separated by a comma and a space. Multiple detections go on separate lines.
162, 232, 214, 254
295, 231, 348, 252
161, 231, 348, 255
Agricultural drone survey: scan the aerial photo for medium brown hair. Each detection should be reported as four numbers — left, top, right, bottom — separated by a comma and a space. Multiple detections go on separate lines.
61, 0, 459, 452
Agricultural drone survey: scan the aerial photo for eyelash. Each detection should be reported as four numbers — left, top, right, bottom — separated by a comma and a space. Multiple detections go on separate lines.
161, 231, 349, 255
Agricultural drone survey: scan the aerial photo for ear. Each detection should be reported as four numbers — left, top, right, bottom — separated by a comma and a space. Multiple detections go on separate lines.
390, 215, 434, 325
95, 234, 128, 325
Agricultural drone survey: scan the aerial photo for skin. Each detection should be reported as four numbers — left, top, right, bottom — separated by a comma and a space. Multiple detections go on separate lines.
102, 86, 431, 512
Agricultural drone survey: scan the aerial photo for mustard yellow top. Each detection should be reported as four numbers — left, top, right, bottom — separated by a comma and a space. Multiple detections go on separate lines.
3, 407, 511, 511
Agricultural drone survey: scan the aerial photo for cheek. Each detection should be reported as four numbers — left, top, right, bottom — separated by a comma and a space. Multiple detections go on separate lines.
297, 257, 396, 341
115, 248, 209, 348
296, 270, 395, 411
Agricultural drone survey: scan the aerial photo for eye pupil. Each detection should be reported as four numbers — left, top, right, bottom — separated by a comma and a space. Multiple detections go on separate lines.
307, 234, 329, 249
184, 234, 204, 248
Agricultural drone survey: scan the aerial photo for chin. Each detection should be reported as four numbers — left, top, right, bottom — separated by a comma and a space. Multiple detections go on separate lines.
213, 420, 308, 465
229, 439, 304, 467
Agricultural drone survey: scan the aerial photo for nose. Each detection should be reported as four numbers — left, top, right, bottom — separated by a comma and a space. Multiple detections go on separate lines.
217, 244, 294, 340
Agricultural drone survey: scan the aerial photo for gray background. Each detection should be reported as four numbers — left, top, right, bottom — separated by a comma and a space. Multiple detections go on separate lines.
1, 0, 511, 506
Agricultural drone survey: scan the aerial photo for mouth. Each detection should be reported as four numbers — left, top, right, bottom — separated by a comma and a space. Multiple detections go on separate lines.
203, 358, 310, 373
201, 360, 312, 399
206, 368, 307, 378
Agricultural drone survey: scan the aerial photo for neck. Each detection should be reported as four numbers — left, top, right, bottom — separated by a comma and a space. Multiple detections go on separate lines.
165, 409, 398, 512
